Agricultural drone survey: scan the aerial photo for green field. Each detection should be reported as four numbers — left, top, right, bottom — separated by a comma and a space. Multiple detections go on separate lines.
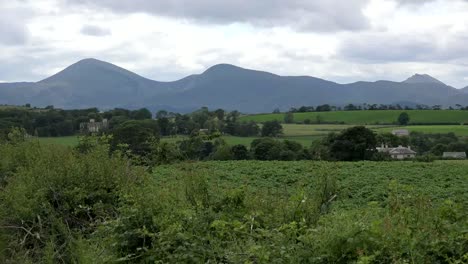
375, 125, 468, 136
36, 136, 80, 146
240, 110, 468, 125
155, 160, 468, 208
149, 160, 468, 262
36, 123, 468, 148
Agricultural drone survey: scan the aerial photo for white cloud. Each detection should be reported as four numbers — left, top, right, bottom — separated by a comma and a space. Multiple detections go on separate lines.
0, 0, 468, 88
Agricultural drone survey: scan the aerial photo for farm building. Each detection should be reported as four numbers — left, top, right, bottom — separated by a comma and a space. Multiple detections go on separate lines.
392, 129, 410, 137
377, 144, 417, 160
80, 119, 109, 133
443, 152, 467, 159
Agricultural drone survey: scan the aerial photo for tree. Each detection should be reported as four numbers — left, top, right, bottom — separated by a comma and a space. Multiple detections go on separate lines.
284, 112, 294, 124
261, 120, 283, 137
131, 108, 152, 120
214, 109, 225, 120
398, 112, 410, 126
231, 144, 250, 160
330, 126, 377, 161
251, 138, 282, 160
111, 120, 159, 156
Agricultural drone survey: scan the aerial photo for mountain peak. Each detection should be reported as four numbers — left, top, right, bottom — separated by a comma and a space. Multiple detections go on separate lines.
403, 74, 446, 85
204, 63, 245, 73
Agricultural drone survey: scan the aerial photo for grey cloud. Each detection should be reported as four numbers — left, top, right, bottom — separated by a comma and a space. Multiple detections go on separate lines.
80, 25, 111, 36
0, 17, 29, 45
394, 0, 468, 6
65, 0, 370, 32
338, 32, 468, 63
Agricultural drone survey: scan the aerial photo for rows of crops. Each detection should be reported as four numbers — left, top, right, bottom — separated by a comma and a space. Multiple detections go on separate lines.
149, 160, 468, 262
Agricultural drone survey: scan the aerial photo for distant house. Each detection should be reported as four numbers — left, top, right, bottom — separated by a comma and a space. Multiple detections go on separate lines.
80, 119, 109, 133
443, 152, 467, 159
377, 144, 416, 160
392, 129, 410, 137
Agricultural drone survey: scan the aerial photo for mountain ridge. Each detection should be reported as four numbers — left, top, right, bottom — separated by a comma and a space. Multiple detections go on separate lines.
403, 73, 446, 85
0, 59, 467, 112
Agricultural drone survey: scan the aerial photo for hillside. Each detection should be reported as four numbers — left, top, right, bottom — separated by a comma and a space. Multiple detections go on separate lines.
240, 110, 468, 125
403, 73, 446, 85
0, 59, 467, 112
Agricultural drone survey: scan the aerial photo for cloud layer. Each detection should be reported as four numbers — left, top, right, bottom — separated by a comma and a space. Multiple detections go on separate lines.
66, 0, 371, 32
1, 0, 468, 88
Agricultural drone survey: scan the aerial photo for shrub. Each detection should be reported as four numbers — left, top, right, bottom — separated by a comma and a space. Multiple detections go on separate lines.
0, 141, 148, 263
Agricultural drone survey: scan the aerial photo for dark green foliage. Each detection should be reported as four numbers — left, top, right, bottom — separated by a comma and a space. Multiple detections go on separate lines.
0, 107, 158, 138
398, 112, 410, 125
130, 108, 152, 120
261, 120, 283, 137
210, 145, 234, 161
250, 138, 306, 161
231, 144, 250, 160
330, 126, 377, 161
111, 120, 159, 156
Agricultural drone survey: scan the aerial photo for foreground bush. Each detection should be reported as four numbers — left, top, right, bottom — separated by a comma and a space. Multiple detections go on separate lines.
0, 141, 148, 263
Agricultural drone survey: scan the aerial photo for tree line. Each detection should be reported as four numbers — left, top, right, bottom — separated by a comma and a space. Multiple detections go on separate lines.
283, 103, 468, 113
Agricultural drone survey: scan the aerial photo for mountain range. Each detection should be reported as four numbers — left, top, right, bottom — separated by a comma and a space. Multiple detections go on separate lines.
1, 58, 467, 113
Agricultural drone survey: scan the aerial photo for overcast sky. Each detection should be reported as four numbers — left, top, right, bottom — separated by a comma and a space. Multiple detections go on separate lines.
1, 0, 468, 88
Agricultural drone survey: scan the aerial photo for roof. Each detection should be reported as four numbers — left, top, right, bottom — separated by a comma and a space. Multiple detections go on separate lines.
443, 152, 467, 158
388, 146, 417, 155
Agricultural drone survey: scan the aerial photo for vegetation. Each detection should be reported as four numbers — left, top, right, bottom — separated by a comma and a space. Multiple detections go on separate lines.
0, 106, 153, 137
1, 134, 466, 263
398, 112, 410, 125
240, 110, 468, 125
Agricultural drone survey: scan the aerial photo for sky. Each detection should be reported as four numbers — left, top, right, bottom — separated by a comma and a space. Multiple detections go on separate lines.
1, 0, 468, 88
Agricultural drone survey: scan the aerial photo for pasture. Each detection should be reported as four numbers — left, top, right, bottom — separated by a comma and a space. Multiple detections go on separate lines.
36, 123, 468, 148
240, 110, 468, 125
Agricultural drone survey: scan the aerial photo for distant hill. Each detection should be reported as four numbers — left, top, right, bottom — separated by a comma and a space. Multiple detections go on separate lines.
0, 59, 467, 112
402, 74, 446, 85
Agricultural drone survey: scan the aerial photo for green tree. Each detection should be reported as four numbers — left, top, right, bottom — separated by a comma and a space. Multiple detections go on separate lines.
284, 112, 294, 124
330, 126, 377, 161
231, 144, 250, 160
131, 108, 152, 120
111, 120, 159, 156
398, 112, 410, 125
261, 120, 283, 137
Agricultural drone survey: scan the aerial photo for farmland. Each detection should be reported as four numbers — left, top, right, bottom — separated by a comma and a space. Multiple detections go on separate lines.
240, 110, 468, 125
155, 160, 468, 208
2, 128, 468, 263
36, 123, 468, 148
147, 160, 468, 262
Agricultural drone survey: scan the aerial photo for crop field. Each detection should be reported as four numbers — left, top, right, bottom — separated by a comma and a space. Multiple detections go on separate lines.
155, 160, 468, 208
240, 110, 468, 125
148, 160, 468, 262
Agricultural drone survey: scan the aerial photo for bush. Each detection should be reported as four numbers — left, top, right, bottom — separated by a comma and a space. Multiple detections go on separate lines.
261, 120, 283, 137
0, 141, 148, 263
210, 145, 234, 161
231, 144, 250, 160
